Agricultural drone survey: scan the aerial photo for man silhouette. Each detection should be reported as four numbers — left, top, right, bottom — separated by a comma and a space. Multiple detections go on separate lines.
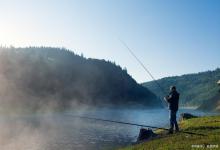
164, 86, 180, 134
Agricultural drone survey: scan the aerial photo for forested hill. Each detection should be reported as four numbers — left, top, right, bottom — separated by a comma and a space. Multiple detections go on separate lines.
0, 47, 161, 112
142, 68, 220, 108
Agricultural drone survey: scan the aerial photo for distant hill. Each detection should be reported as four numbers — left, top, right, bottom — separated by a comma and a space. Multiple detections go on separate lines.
198, 92, 220, 112
142, 68, 220, 108
0, 47, 161, 113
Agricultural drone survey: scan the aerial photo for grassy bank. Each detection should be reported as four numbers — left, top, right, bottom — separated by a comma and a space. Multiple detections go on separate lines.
119, 115, 220, 150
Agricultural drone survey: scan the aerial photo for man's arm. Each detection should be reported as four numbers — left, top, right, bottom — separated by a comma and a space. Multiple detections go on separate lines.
164, 95, 172, 103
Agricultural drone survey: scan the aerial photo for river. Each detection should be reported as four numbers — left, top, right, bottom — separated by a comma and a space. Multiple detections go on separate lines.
0, 108, 218, 150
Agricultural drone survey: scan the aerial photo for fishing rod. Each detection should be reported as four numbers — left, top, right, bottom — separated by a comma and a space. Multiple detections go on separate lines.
116, 40, 207, 137
65, 114, 206, 136
119, 39, 167, 108
64, 40, 206, 137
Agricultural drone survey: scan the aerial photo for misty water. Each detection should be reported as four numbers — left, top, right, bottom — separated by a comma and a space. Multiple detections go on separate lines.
0, 108, 217, 150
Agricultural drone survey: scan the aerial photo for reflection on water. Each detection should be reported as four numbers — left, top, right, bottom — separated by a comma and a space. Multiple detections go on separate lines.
0, 108, 218, 150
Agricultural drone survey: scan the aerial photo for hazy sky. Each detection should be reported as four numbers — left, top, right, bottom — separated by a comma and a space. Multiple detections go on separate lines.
0, 0, 219, 82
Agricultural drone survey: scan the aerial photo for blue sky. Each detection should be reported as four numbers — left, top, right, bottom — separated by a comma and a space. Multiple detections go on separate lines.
0, 0, 219, 82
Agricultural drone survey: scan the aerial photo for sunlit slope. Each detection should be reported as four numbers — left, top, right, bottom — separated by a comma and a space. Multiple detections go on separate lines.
120, 115, 220, 150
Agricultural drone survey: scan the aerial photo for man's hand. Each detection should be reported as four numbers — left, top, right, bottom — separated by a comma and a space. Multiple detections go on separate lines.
164, 96, 168, 101
163, 96, 167, 101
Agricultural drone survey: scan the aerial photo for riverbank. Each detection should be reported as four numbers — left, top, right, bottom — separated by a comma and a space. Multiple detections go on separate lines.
119, 115, 220, 150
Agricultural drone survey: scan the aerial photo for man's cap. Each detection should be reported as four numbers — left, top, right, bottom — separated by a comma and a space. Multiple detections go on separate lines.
170, 86, 176, 90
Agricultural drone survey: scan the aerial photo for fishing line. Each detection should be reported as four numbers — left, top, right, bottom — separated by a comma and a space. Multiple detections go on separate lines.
65, 114, 206, 136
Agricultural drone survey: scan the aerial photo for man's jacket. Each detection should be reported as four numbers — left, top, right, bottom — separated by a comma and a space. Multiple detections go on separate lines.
167, 90, 180, 111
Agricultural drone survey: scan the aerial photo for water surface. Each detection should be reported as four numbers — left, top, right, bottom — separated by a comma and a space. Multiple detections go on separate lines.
0, 108, 217, 150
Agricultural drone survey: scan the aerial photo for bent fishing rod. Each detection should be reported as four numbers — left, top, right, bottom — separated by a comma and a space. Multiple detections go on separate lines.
65, 114, 206, 136
64, 40, 206, 137
119, 39, 167, 108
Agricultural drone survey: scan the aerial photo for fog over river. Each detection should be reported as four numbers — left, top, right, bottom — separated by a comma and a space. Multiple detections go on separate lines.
0, 108, 216, 150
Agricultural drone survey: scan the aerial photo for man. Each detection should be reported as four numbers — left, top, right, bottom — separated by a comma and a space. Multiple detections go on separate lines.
164, 86, 180, 134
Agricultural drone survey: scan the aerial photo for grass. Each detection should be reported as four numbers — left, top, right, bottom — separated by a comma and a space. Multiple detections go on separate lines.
119, 115, 220, 150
